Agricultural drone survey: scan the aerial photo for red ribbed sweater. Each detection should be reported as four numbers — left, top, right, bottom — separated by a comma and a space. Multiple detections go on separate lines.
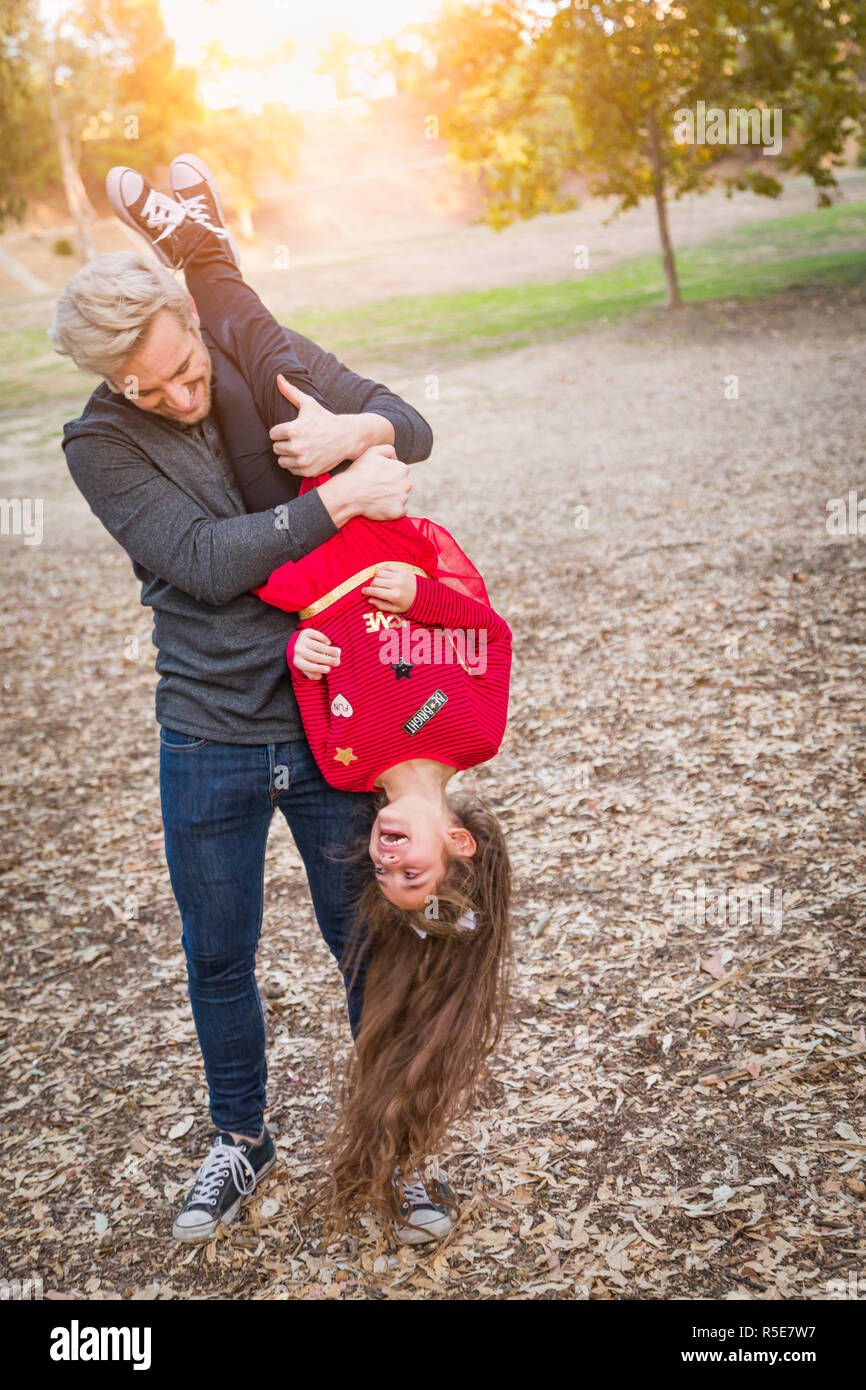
252, 509, 512, 792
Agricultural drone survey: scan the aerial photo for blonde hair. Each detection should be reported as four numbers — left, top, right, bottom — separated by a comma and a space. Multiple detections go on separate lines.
50, 251, 196, 382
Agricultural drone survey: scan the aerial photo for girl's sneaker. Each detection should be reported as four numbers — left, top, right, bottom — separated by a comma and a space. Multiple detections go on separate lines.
392, 1166, 458, 1245
105, 167, 191, 269
169, 153, 241, 268
172, 1128, 276, 1242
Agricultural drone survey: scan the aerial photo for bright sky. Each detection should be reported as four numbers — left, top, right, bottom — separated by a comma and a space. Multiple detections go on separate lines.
39, 0, 442, 110
165, 0, 442, 112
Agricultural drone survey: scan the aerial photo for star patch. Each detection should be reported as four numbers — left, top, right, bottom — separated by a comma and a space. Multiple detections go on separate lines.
333, 747, 358, 766
392, 661, 413, 680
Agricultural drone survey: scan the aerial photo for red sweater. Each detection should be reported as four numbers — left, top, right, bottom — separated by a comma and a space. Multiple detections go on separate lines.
252, 488, 512, 792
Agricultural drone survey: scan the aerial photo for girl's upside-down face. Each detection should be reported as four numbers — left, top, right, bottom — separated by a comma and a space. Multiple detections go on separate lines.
368, 795, 476, 911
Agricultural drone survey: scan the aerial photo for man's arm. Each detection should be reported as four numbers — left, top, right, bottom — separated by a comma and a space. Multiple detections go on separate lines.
274, 327, 433, 471
64, 432, 338, 607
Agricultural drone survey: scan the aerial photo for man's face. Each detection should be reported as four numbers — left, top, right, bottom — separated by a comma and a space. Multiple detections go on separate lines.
109, 304, 213, 425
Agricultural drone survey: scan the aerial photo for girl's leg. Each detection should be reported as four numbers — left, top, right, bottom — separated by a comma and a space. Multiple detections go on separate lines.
180, 222, 341, 511
207, 342, 301, 510
182, 221, 334, 429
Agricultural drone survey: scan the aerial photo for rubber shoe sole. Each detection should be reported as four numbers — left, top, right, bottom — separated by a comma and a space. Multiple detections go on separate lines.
392, 1177, 458, 1245
169, 152, 241, 267
105, 167, 186, 269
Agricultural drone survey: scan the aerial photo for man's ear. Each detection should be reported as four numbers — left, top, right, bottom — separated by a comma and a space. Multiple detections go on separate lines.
447, 826, 477, 858
188, 293, 200, 327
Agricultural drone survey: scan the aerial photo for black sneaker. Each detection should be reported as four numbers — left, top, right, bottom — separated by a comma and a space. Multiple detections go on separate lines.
392, 1165, 458, 1245
106, 167, 191, 269
171, 1129, 276, 1242
169, 153, 241, 267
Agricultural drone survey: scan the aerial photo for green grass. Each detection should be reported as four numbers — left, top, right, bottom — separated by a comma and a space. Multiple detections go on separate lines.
2, 199, 866, 414
0, 323, 95, 415
287, 200, 866, 360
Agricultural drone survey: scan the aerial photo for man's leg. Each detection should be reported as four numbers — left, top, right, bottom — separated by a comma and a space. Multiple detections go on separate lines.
159, 729, 275, 1142
274, 736, 377, 1039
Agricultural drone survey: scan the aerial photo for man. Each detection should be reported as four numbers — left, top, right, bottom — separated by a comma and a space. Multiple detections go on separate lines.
51, 165, 448, 1244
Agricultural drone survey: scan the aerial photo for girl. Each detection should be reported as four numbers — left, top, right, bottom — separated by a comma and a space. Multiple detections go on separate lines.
109, 156, 514, 1241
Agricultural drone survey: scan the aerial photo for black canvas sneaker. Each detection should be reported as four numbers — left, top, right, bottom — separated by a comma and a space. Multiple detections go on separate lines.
392, 1165, 458, 1245
172, 1129, 276, 1242
169, 153, 241, 267
105, 167, 191, 269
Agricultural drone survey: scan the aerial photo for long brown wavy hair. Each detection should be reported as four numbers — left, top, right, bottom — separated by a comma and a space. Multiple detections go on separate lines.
302, 789, 513, 1240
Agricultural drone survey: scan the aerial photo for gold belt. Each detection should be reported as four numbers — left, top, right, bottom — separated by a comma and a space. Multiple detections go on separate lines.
297, 562, 430, 620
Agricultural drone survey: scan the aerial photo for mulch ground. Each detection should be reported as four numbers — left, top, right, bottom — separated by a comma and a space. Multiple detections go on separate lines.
1, 283, 864, 1300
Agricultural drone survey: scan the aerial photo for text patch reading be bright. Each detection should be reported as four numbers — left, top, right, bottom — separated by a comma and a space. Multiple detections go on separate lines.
402, 688, 448, 735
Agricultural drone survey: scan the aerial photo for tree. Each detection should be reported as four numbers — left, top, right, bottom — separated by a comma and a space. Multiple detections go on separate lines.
178, 102, 304, 240
2, 0, 202, 261
0, 0, 46, 231
316, 31, 360, 102
384, 0, 866, 309
380, 2, 576, 227
188, 40, 303, 239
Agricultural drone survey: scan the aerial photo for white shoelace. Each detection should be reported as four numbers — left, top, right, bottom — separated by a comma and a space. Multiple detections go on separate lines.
394, 1166, 449, 1207
174, 191, 231, 239
400, 1179, 432, 1205
139, 188, 187, 243
190, 1141, 257, 1205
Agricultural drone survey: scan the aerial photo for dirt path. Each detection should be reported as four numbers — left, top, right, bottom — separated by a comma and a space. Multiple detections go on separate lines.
242, 169, 866, 315
5, 169, 866, 311
0, 283, 863, 1300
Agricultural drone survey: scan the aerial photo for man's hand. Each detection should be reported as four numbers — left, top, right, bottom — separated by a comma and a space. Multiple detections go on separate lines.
348, 446, 412, 521
317, 444, 412, 528
271, 375, 395, 477
293, 629, 341, 680
361, 562, 417, 614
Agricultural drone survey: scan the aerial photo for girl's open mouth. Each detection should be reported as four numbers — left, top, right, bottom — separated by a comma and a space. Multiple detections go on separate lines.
379, 831, 408, 846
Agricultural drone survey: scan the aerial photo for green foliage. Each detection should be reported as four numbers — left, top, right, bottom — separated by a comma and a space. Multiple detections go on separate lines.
1, 0, 207, 221
172, 102, 303, 219
0, 1, 304, 233
45, 0, 203, 184
0, 0, 48, 228
381, 1, 866, 304
274, 201, 866, 363
382, 2, 578, 227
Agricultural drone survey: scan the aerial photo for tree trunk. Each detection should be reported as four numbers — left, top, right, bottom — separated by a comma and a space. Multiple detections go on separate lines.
47, 82, 97, 265
647, 108, 682, 310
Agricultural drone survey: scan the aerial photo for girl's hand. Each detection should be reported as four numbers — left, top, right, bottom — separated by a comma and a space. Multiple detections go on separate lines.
293, 629, 341, 679
361, 563, 417, 613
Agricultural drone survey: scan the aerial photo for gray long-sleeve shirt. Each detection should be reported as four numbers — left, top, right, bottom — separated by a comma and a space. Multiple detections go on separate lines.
62, 326, 433, 744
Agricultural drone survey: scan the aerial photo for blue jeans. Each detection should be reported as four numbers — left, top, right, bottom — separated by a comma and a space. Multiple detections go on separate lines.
159, 726, 377, 1139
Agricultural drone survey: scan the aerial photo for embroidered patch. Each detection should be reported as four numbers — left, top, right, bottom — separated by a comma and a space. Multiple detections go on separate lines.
333, 747, 357, 766
402, 689, 447, 735
392, 661, 412, 680
330, 694, 353, 717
